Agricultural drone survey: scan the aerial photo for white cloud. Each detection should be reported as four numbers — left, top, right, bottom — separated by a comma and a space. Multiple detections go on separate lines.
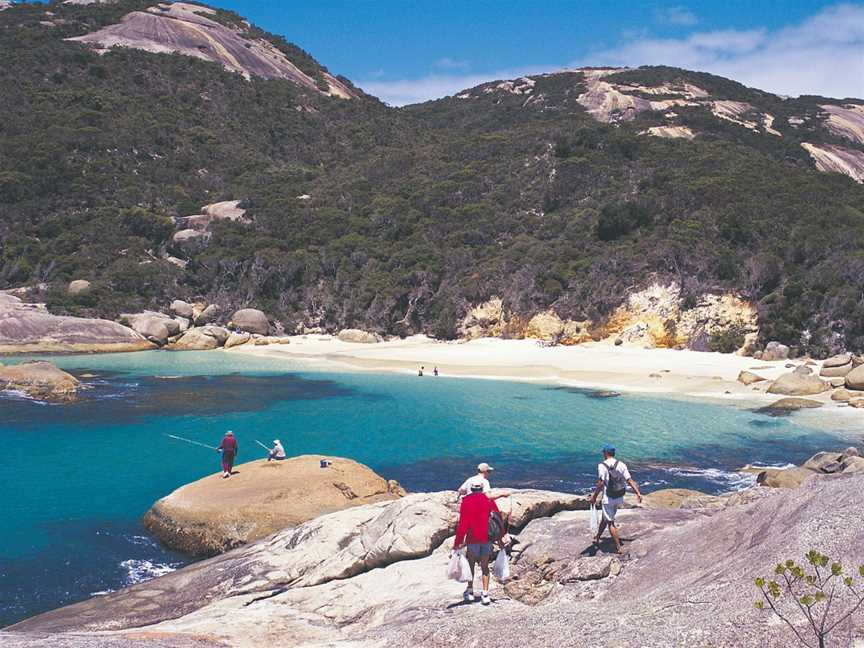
580, 3, 864, 99
654, 6, 698, 27
358, 3, 864, 106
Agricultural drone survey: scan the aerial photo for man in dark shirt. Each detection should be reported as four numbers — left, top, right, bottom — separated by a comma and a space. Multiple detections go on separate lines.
217, 430, 238, 479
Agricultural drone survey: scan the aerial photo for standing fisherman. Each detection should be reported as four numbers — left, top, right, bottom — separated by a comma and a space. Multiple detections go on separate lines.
217, 431, 238, 479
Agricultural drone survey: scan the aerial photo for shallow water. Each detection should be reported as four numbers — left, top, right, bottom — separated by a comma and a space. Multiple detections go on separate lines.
0, 351, 849, 625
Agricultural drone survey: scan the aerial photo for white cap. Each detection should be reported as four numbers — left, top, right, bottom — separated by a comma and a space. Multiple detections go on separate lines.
273, 439, 280, 444
477, 462, 494, 472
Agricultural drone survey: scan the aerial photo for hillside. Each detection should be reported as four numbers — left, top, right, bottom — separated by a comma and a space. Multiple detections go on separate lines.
2, 0, 864, 355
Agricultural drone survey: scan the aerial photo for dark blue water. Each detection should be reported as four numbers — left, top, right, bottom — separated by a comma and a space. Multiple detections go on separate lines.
0, 351, 848, 626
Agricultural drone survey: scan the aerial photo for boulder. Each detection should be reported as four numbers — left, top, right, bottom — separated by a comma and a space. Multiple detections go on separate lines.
169, 328, 220, 351
793, 365, 812, 376
194, 303, 220, 326
0, 361, 80, 402
762, 341, 790, 361
525, 311, 565, 341
642, 488, 720, 509
142, 455, 406, 556
759, 397, 823, 414
230, 308, 270, 335
848, 398, 864, 409
337, 328, 380, 343
757, 466, 818, 488
199, 325, 229, 345
832, 388, 853, 401
845, 364, 864, 390
767, 371, 829, 396
120, 313, 171, 345
170, 300, 194, 319
802, 451, 845, 473
820, 359, 854, 378
174, 316, 190, 333
823, 353, 853, 368
0, 294, 153, 354
841, 456, 864, 473
223, 331, 251, 349
737, 370, 766, 386
66, 279, 91, 296
827, 377, 847, 387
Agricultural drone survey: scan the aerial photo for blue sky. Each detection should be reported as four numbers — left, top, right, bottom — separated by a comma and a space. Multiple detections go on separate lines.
101, 1, 864, 104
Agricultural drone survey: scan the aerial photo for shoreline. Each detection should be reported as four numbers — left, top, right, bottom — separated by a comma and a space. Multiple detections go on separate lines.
227, 335, 862, 434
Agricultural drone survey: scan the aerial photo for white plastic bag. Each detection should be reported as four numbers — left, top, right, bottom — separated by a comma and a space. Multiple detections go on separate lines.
447, 549, 473, 583
492, 549, 510, 581
589, 504, 599, 534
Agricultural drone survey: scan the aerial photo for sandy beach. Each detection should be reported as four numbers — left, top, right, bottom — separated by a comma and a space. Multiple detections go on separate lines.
230, 335, 841, 402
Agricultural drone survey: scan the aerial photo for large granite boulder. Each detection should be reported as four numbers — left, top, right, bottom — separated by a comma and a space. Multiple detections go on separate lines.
0, 361, 80, 402
223, 331, 251, 349
170, 300, 194, 319
119, 312, 177, 345
198, 325, 229, 345
142, 455, 406, 556
229, 308, 269, 335
844, 364, 864, 390
193, 304, 220, 326
766, 371, 828, 396
66, 279, 91, 295
758, 397, 823, 414
337, 328, 380, 343
0, 294, 153, 354
757, 466, 817, 488
168, 328, 220, 350
820, 353, 854, 378
761, 341, 790, 361
737, 370, 766, 385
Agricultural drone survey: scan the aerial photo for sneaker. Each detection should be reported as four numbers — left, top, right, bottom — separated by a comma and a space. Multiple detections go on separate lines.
481, 592, 490, 606
463, 588, 475, 603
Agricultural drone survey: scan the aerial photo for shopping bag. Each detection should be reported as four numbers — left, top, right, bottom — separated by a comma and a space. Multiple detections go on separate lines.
589, 504, 599, 534
458, 551, 473, 582
447, 550, 463, 581
492, 549, 510, 581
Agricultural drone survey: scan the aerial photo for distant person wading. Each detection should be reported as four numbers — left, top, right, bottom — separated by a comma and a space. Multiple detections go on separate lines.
217, 431, 238, 479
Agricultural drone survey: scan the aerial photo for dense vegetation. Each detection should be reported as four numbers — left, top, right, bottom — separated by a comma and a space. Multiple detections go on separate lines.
1, 1, 864, 354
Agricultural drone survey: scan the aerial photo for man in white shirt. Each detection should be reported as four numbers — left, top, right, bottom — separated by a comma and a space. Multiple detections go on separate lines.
588, 444, 642, 554
267, 439, 286, 462
457, 463, 509, 500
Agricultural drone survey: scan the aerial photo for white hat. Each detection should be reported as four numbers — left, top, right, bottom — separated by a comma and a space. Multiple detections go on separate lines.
477, 462, 494, 472
273, 439, 281, 444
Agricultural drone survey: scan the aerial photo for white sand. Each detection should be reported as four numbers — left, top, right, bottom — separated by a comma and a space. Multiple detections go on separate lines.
229, 336, 860, 433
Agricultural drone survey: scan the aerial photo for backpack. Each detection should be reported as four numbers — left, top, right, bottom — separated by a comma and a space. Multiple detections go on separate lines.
603, 460, 627, 499
488, 509, 506, 542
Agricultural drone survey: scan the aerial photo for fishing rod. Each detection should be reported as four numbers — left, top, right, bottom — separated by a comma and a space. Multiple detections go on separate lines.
255, 440, 269, 451
163, 433, 218, 451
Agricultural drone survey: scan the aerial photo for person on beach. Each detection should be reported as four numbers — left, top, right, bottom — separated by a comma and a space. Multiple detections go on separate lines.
217, 431, 238, 478
458, 463, 510, 501
418, 366, 424, 376
453, 483, 501, 605
267, 439, 286, 462
433, 366, 439, 376
589, 444, 642, 554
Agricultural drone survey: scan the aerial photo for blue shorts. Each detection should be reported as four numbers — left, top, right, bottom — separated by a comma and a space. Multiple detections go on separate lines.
467, 542, 493, 558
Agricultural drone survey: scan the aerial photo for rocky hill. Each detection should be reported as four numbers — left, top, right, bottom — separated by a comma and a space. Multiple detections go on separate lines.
2, 1, 864, 356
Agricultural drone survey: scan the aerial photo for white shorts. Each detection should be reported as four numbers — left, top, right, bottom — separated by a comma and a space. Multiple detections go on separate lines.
602, 500, 622, 523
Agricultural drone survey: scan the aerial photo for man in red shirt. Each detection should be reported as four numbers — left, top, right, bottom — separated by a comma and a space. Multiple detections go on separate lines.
217, 431, 238, 479
453, 484, 500, 605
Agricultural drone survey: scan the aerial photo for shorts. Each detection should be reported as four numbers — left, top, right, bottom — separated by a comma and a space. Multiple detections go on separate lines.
602, 500, 621, 523
466, 542, 493, 558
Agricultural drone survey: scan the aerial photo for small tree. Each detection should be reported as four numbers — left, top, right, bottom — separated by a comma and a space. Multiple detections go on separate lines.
754, 550, 864, 648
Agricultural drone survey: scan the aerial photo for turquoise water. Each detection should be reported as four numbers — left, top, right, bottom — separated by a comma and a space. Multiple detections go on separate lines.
0, 351, 849, 625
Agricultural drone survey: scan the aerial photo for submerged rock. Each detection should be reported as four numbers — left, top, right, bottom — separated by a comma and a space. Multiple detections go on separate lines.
0, 361, 79, 402
758, 397, 823, 415
142, 455, 406, 556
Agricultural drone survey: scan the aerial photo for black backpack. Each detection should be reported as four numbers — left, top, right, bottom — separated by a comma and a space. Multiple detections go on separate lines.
603, 460, 627, 499
488, 509, 506, 541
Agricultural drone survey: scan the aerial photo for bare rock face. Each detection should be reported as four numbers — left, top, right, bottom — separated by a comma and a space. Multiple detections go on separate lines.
525, 310, 565, 341
142, 455, 406, 556
229, 308, 269, 335
337, 328, 380, 343
66, 279, 91, 295
0, 361, 80, 402
66, 3, 357, 98
766, 371, 828, 396
802, 142, 864, 184
0, 294, 153, 354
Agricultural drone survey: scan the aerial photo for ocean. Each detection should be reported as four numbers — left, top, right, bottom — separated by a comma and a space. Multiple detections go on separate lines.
0, 350, 849, 626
